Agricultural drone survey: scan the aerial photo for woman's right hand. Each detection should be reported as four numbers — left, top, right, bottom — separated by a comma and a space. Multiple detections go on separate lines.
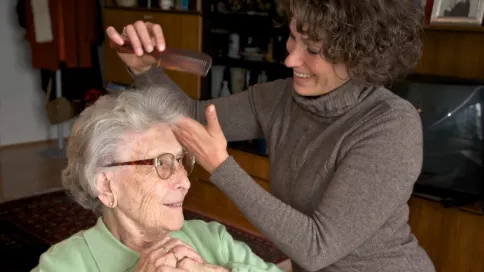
133, 234, 203, 272
105, 21, 166, 74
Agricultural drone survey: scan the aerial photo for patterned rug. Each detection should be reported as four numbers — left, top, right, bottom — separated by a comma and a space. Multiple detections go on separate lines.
0, 190, 287, 271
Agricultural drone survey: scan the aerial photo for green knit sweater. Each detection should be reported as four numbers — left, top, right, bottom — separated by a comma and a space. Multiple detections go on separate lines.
32, 217, 282, 272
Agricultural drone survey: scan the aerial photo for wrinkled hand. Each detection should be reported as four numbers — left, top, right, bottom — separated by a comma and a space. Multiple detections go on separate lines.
105, 20, 165, 74
134, 233, 203, 272
173, 105, 229, 174
178, 258, 230, 272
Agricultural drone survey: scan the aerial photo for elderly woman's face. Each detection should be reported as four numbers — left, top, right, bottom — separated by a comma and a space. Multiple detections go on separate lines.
111, 123, 191, 231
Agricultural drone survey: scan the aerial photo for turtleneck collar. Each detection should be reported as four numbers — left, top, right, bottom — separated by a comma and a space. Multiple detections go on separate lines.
290, 79, 370, 118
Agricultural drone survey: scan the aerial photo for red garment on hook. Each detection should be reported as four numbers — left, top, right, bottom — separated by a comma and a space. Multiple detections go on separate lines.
57, 0, 65, 62
22, 0, 101, 70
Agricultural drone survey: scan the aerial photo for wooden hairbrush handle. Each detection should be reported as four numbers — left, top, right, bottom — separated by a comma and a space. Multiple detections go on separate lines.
108, 39, 212, 77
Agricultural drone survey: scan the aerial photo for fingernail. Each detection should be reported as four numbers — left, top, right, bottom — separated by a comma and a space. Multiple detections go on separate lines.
158, 44, 165, 51
146, 45, 153, 52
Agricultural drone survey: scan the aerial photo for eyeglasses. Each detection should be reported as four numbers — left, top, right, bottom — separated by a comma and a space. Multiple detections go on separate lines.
103, 151, 195, 180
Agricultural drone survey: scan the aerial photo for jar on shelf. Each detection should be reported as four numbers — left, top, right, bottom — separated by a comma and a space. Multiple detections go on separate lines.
114, 0, 137, 7
159, 0, 174, 10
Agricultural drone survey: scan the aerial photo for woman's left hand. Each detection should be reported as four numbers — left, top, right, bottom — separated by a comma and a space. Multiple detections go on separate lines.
177, 258, 230, 272
173, 105, 229, 174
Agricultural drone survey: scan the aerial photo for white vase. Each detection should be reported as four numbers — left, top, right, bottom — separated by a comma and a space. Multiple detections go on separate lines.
219, 81, 231, 97
211, 66, 225, 99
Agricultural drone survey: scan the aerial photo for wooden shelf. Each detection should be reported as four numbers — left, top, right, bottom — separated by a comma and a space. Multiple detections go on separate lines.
213, 57, 289, 72
206, 14, 287, 36
423, 24, 484, 33
104, 6, 202, 15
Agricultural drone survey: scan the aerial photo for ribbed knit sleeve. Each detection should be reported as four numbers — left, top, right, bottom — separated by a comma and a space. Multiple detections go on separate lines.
210, 110, 423, 271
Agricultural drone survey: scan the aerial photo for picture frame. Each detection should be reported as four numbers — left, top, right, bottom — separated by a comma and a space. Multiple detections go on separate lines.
430, 0, 484, 25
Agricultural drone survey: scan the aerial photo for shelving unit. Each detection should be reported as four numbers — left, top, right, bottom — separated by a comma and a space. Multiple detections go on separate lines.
197, 1, 484, 101
199, 2, 291, 102
198, 1, 292, 155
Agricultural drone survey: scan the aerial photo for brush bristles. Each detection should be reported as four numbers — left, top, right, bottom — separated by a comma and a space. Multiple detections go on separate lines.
158, 54, 210, 76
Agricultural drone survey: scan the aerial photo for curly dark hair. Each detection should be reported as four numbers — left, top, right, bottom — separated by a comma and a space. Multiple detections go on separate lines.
276, 0, 424, 86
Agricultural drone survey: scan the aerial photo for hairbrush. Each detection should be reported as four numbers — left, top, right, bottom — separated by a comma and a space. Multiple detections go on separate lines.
109, 39, 212, 77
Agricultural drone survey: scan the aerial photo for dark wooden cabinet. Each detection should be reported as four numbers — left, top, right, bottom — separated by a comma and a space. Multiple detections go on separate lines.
408, 197, 484, 272
415, 27, 484, 81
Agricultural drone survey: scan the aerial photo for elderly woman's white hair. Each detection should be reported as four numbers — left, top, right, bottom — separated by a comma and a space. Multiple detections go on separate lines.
62, 85, 187, 212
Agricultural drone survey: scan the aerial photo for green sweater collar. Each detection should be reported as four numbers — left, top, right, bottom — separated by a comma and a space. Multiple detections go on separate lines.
83, 217, 140, 272
83, 217, 194, 271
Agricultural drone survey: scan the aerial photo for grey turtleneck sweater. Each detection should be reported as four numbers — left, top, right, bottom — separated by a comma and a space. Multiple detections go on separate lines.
133, 67, 435, 272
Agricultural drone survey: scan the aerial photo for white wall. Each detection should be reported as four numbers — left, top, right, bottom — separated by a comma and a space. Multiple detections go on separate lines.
0, 0, 104, 146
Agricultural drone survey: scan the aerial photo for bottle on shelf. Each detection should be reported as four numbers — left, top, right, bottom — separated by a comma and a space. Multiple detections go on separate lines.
211, 65, 226, 99
265, 38, 274, 62
219, 80, 232, 97
257, 71, 268, 83
228, 33, 241, 59
230, 67, 246, 93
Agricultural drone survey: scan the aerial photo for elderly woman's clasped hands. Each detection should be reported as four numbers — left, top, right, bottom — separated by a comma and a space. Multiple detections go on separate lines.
132, 231, 229, 272
133, 232, 205, 272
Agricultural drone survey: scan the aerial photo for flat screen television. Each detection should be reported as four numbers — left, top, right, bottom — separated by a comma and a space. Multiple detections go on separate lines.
388, 75, 484, 207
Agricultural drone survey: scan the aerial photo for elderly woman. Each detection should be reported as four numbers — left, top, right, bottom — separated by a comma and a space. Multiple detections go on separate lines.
31, 86, 283, 272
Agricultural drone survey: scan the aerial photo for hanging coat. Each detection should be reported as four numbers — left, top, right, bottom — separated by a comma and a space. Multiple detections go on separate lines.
16, 0, 105, 105
19, 0, 103, 70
